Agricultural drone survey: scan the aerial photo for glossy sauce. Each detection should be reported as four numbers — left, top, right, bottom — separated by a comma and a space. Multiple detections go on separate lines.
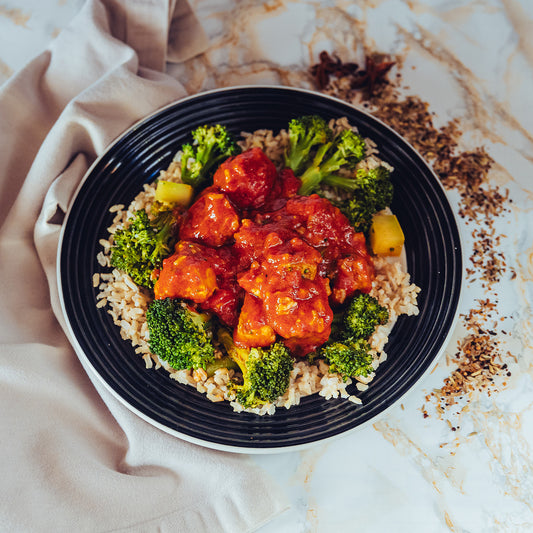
213, 146, 277, 209
179, 191, 240, 247
153, 148, 375, 356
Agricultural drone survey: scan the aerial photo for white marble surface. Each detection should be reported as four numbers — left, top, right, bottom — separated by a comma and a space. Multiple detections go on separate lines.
2, 1, 533, 531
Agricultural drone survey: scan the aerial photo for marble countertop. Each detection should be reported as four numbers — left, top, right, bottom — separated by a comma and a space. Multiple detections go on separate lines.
2, 1, 532, 531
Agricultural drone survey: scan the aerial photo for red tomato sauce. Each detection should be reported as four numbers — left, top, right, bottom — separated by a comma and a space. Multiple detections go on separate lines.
153, 148, 375, 356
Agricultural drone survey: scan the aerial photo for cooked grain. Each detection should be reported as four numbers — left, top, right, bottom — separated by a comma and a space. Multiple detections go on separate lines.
95, 122, 420, 414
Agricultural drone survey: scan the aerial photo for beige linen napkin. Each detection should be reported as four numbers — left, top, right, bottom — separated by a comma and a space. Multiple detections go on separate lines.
0, 1, 288, 531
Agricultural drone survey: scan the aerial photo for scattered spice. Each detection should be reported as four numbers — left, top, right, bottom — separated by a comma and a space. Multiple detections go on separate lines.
310, 51, 395, 97
467, 227, 508, 289
310, 51, 360, 90
308, 51, 513, 426
437, 299, 509, 405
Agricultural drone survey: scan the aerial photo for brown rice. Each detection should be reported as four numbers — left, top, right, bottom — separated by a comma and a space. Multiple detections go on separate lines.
95, 119, 420, 415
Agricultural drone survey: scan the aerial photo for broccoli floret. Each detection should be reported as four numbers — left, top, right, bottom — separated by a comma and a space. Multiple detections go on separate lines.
146, 298, 215, 371
283, 117, 394, 233
320, 338, 374, 379
342, 166, 394, 234
318, 294, 388, 381
219, 330, 294, 409
180, 124, 241, 188
344, 293, 389, 340
205, 356, 240, 377
293, 126, 366, 196
284, 115, 332, 176
110, 209, 177, 288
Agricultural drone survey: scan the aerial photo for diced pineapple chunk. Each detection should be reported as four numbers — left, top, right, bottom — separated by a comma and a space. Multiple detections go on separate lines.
155, 180, 194, 206
369, 214, 405, 256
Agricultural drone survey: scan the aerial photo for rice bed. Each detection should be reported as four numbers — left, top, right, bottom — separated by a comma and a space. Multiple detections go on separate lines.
95, 119, 420, 415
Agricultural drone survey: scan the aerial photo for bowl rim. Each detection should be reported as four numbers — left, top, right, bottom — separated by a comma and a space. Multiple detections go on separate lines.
57, 84, 464, 454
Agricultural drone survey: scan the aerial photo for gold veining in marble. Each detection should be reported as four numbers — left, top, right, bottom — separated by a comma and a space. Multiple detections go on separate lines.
501, 0, 533, 61
0, 6, 31, 27
2, 1, 532, 530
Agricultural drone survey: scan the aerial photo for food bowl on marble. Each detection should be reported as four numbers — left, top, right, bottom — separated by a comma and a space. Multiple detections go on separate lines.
58, 86, 462, 452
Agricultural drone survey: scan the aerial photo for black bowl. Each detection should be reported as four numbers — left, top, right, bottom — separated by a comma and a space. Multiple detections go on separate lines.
58, 86, 462, 452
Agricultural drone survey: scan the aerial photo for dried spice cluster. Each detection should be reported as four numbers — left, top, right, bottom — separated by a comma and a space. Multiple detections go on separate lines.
432, 299, 512, 407
310, 51, 395, 97
308, 51, 512, 418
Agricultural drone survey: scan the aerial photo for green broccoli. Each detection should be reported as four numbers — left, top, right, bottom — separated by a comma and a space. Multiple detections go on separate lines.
282, 117, 394, 234
318, 294, 388, 381
336, 166, 394, 234
205, 356, 239, 377
146, 298, 215, 371
180, 124, 241, 188
320, 338, 374, 379
218, 330, 294, 409
110, 209, 177, 288
344, 293, 389, 340
284, 115, 332, 176
288, 124, 366, 196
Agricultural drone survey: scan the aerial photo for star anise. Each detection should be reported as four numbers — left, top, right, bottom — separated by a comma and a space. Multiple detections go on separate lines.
309, 51, 360, 89
357, 56, 396, 95
309, 51, 395, 96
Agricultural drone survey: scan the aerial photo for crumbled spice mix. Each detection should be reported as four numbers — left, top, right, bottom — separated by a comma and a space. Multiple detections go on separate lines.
467, 226, 509, 289
435, 299, 512, 403
308, 51, 513, 421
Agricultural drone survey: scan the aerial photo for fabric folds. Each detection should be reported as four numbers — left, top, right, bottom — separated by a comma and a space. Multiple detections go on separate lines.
0, 1, 288, 531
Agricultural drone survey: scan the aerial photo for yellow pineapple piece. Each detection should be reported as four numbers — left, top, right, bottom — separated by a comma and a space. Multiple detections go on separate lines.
155, 180, 194, 206
369, 214, 405, 256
